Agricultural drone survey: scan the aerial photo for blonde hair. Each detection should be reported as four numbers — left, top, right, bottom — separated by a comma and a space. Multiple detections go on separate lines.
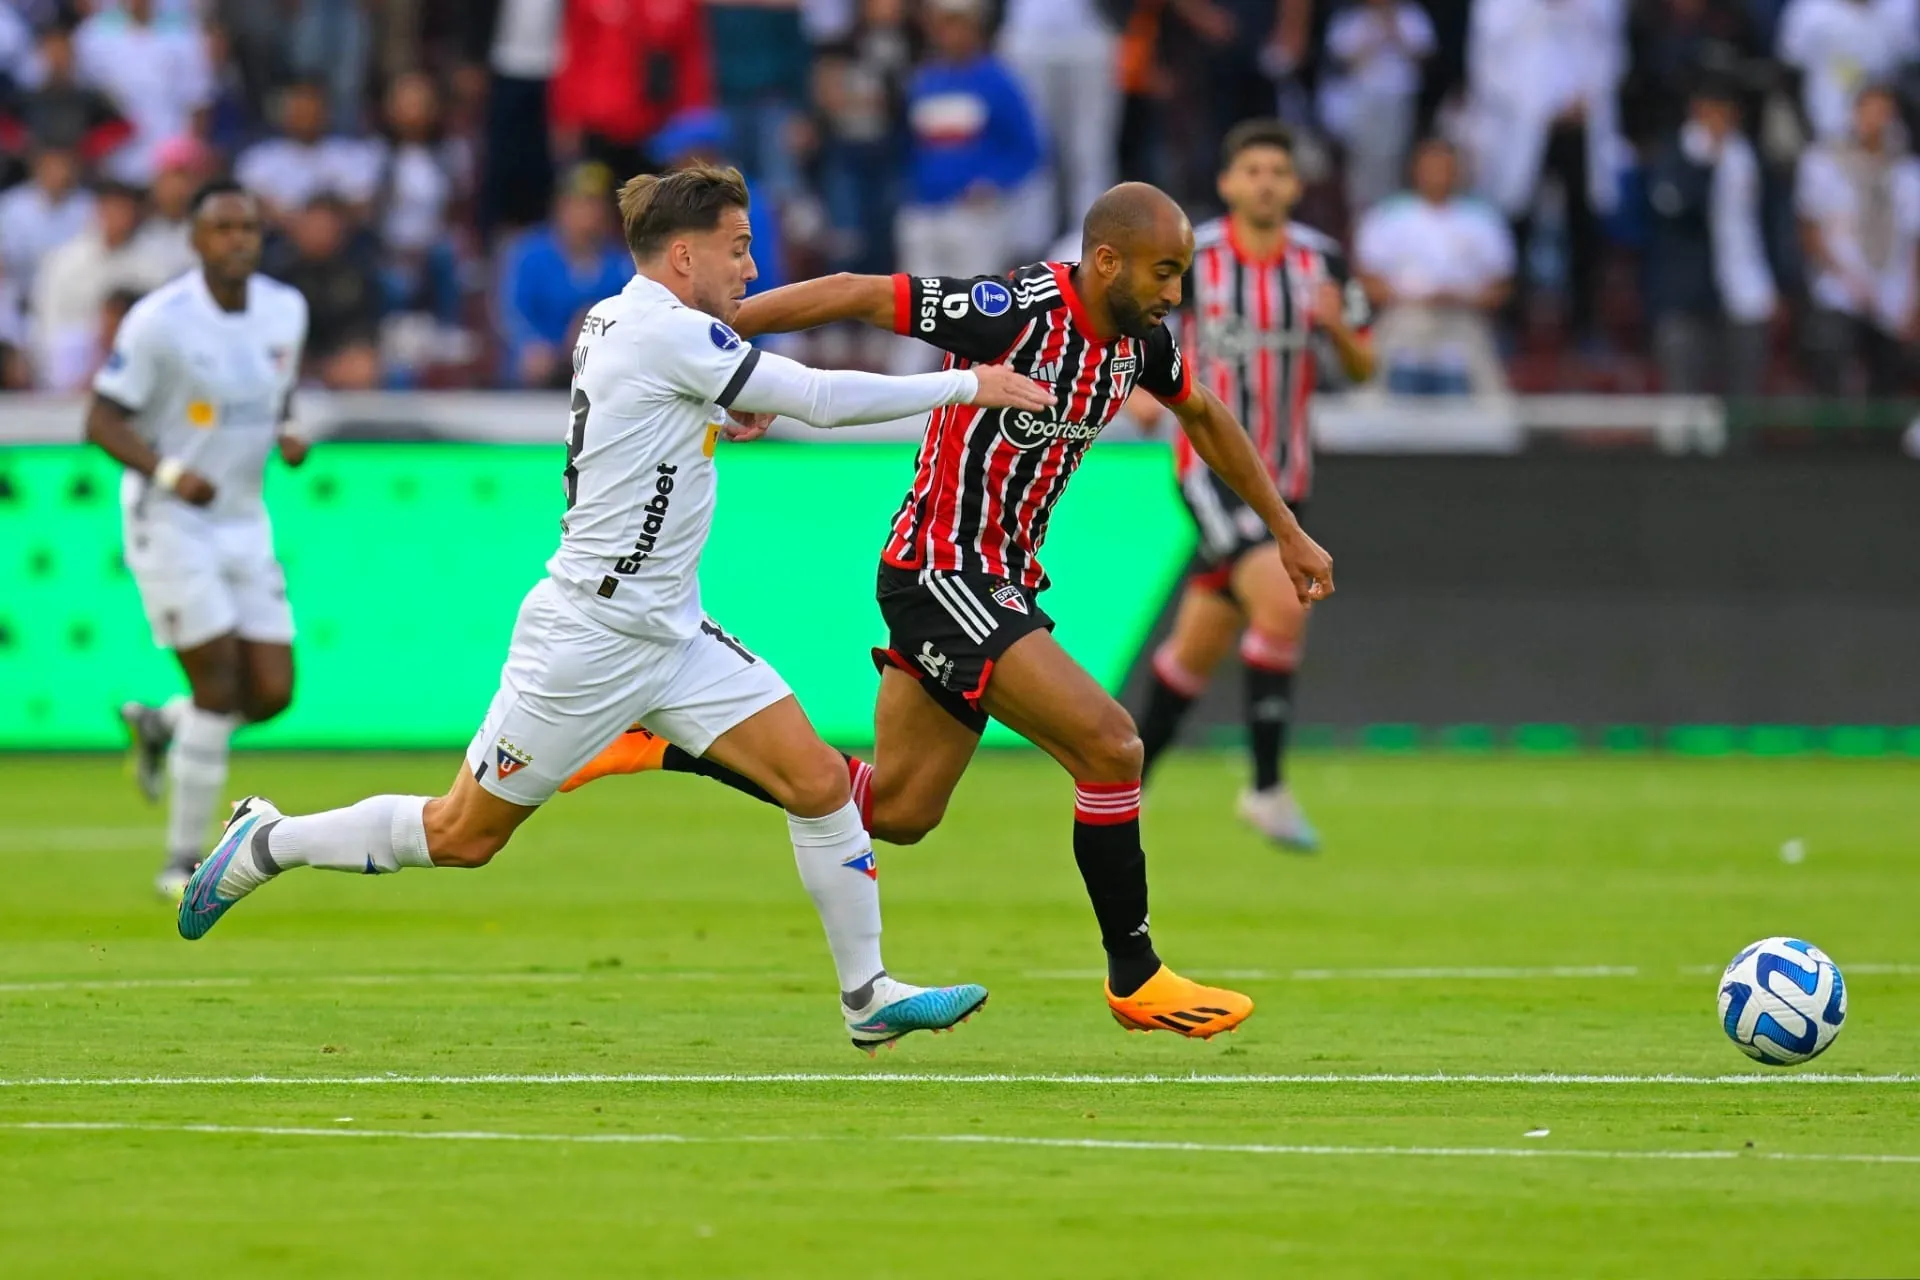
616, 165, 751, 260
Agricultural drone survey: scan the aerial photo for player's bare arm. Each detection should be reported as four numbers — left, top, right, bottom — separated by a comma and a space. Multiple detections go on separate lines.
1311, 280, 1377, 384
732, 273, 895, 338
1166, 383, 1333, 603
276, 394, 311, 468
84, 393, 217, 506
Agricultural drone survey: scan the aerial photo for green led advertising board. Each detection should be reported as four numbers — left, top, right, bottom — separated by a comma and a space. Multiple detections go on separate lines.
0, 443, 1193, 749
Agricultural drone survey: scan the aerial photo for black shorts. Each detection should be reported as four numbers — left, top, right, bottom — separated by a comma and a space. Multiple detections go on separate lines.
1177, 469, 1305, 598
871, 561, 1055, 734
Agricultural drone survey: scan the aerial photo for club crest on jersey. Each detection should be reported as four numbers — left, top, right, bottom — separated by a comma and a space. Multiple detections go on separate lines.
709, 321, 742, 351
494, 738, 532, 778
841, 850, 878, 880
991, 583, 1028, 615
970, 280, 1012, 317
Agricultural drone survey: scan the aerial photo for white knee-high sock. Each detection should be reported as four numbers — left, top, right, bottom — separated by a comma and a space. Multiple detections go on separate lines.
263, 795, 433, 874
158, 694, 192, 735
788, 801, 885, 999
167, 705, 237, 863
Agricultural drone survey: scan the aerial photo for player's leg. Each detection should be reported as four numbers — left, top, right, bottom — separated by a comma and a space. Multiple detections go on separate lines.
981, 630, 1253, 1037
866, 665, 981, 844
1137, 577, 1242, 780
153, 632, 247, 895
1230, 542, 1319, 851
236, 640, 295, 724
652, 620, 986, 1050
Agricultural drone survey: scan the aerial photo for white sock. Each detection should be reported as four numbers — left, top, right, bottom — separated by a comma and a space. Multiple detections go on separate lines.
157, 694, 192, 735
787, 801, 885, 1000
166, 705, 236, 864
264, 795, 433, 874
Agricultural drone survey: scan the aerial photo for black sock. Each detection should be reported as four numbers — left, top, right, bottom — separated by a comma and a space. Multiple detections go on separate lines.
661, 744, 778, 806
1072, 783, 1161, 996
1246, 664, 1294, 792
1137, 670, 1196, 781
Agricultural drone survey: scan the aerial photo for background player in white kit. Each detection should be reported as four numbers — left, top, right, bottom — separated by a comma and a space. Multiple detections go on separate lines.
83, 181, 311, 900
175, 165, 1053, 1049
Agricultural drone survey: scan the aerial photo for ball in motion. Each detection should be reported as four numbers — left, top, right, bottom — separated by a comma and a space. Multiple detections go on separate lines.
1717, 937, 1846, 1065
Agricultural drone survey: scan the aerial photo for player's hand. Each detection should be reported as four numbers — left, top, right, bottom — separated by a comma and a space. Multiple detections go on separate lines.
173, 470, 217, 506
969, 365, 1055, 412
723, 410, 775, 442
1310, 280, 1346, 330
1278, 525, 1334, 606
277, 434, 311, 467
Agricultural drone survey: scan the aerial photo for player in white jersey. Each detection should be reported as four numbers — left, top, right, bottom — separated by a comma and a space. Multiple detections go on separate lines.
83, 181, 311, 900
175, 165, 1053, 1050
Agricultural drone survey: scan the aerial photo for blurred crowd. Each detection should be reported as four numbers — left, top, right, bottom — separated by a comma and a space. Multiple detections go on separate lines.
1, 0, 1917, 396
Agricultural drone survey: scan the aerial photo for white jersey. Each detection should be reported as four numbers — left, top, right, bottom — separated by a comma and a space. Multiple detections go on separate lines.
94, 270, 308, 522
546, 274, 759, 641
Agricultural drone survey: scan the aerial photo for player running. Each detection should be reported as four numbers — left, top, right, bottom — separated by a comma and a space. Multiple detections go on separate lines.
84, 180, 311, 900
563, 181, 1335, 1039
1136, 120, 1375, 850
176, 165, 1054, 1051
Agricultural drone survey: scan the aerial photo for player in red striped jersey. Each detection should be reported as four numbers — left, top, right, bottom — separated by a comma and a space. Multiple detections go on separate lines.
564, 183, 1333, 1038
1137, 121, 1375, 851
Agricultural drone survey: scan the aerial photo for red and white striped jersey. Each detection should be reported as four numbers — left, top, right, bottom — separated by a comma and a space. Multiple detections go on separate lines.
1175, 217, 1370, 503
885, 262, 1193, 590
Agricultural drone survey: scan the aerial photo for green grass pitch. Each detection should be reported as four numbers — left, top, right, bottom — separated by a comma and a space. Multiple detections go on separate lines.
2, 750, 1917, 1278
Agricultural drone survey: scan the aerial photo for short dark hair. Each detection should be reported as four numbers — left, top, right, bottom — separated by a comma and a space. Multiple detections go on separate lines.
1220, 119, 1295, 172
616, 164, 750, 260
189, 178, 250, 218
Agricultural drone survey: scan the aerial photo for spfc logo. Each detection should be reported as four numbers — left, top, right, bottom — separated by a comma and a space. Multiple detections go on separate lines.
991, 583, 1028, 615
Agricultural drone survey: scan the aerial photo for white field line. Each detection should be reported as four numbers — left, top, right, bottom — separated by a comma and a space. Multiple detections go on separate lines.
5, 963, 1914, 997
1, 1072, 1915, 1088
6, 1121, 1919, 1166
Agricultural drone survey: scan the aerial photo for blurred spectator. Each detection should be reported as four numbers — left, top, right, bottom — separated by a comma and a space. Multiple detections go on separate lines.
1777, 0, 1919, 142
1644, 78, 1777, 396
0, 1, 33, 97
0, 265, 26, 389
0, 147, 94, 295
549, 0, 713, 183
1354, 136, 1515, 394
131, 135, 210, 280
1796, 83, 1920, 393
1179, 1, 1301, 180
0, 20, 132, 165
1623, 0, 1764, 145
237, 81, 384, 228
207, 0, 294, 120
374, 70, 470, 324
30, 181, 174, 389
897, 0, 1041, 281
492, 162, 630, 389
1320, 0, 1436, 217
811, 0, 913, 276
92, 284, 143, 384
470, 0, 562, 237
265, 194, 385, 390
289, 0, 371, 132
73, 0, 212, 186
707, 0, 811, 197
997, 0, 1120, 248
199, 19, 260, 160
1468, 0, 1626, 341
651, 108, 785, 296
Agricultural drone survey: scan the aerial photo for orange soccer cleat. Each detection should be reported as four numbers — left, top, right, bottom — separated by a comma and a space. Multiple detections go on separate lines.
559, 724, 670, 793
1105, 966, 1254, 1039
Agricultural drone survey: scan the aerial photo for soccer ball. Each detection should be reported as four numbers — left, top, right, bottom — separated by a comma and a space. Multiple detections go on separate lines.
1717, 937, 1847, 1065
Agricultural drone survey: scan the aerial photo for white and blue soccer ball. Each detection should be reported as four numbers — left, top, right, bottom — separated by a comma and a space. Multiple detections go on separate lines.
1717, 937, 1847, 1065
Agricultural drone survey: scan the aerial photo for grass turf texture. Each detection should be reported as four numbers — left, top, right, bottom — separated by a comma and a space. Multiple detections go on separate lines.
2, 751, 1916, 1278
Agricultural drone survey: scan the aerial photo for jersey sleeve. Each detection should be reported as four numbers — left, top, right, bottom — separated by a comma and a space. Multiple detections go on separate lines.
647, 306, 761, 407
1136, 322, 1193, 406
92, 300, 168, 411
890, 273, 1035, 363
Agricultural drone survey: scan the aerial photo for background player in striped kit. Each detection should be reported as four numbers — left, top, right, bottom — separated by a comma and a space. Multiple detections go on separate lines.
1135, 120, 1375, 850
563, 183, 1335, 1039
85, 182, 311, 899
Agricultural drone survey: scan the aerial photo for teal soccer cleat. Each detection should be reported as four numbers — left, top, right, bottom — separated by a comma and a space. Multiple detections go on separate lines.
177, 796, 283, 941
845, 977, 989, 1054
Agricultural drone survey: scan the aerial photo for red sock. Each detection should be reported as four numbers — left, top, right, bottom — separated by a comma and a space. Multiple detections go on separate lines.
846, 756, 875, 833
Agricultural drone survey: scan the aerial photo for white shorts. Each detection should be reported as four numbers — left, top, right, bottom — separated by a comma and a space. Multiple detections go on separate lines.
463, 579, 793, 806
122, 503, 294, 652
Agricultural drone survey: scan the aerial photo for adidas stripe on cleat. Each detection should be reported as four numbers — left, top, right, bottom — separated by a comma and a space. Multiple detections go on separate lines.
1104, 965, 1253, 1039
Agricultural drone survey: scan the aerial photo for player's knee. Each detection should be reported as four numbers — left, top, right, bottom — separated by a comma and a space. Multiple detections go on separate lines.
189, 674, 243, 717
432, 829, 510, 869
242, 680, 293, 724
774, 745, 852, 820
870, 793, 945, 845
1076, 707, 1144, 782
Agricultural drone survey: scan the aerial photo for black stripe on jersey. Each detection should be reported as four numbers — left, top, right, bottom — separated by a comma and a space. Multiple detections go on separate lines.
1275, 257, 1295, 488
1025, 338, 1122, 571
714, 348, 761, 409
998, 320, 1084, 582
1231, 256, 1252, 437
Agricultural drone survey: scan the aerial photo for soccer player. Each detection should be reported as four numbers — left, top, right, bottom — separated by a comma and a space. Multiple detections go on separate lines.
564, 181, 1335, 1039
1136, 120, 1375, 850
84, 181, 311, 900
174, 166, 1054, 1052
